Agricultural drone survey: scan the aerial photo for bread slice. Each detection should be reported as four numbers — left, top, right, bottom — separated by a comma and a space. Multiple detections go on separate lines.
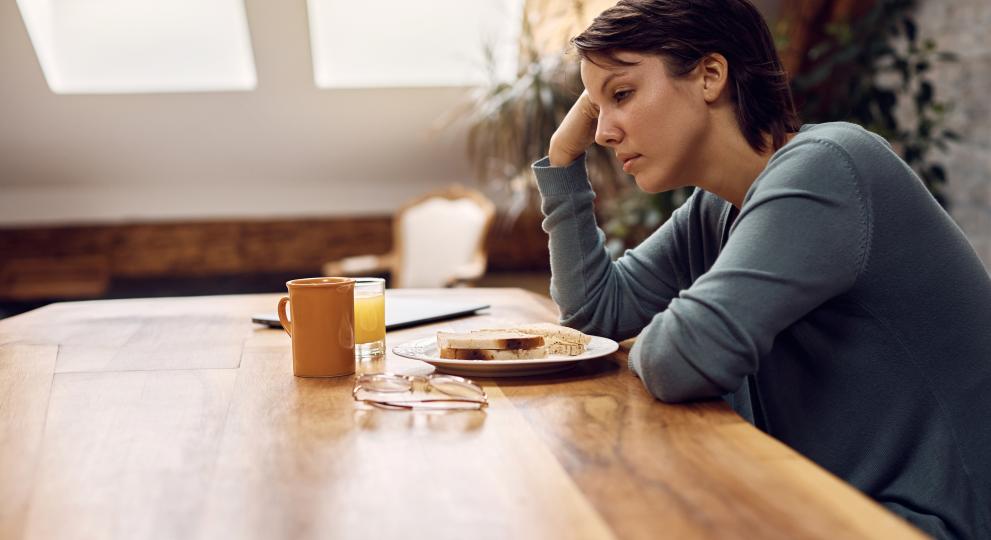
546, 342, 587, 356
439, 345, 548, 360
478, 323, 591, 356
437, 331, 544, 351
510, 323, 592, 345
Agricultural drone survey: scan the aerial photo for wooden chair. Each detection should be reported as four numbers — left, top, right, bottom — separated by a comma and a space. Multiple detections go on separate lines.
322, 184, 496, 288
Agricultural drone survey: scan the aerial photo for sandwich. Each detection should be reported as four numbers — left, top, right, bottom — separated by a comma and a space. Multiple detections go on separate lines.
436, 331, 546, 360
435, 323, 592, 361
479, 322, 591, 356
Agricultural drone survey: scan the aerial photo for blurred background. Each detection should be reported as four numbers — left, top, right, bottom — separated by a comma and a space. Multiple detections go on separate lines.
1, 0, 988, 318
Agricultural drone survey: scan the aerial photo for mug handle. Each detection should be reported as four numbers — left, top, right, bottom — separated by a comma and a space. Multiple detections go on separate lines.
277, 296, 292, 336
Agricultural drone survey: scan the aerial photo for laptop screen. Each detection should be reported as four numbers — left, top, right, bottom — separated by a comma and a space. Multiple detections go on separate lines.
253, 291, 489, 330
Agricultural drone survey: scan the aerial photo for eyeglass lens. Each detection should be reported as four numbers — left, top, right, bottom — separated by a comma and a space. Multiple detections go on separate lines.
358, 374, 484, 399
429, 376, 484, 399
359, 375, 411, 393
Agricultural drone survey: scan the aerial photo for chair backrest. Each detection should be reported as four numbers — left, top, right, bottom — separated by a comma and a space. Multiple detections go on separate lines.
393, 185, 495, 288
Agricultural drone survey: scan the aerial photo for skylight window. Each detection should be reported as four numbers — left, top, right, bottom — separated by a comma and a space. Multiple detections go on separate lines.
306, 0, 523, 88
16, 0, 257, 94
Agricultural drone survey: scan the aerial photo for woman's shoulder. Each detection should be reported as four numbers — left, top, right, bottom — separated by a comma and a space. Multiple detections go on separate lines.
757, 122, 903, 189
781, 122, 896, 166
795, 121, 888, 143
744, 122, 888, 211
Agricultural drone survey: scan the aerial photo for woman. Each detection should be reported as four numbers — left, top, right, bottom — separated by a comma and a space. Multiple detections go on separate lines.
533, 1, 991, 538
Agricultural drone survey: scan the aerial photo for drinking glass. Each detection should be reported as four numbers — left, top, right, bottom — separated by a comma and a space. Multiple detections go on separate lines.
353, 277, 386, 358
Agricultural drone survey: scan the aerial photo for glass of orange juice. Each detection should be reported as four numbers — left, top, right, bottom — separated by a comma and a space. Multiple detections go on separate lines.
353, 277, 386, 358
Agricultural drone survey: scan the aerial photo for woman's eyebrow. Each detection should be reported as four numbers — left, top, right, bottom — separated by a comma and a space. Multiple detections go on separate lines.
599, 71, 629, 93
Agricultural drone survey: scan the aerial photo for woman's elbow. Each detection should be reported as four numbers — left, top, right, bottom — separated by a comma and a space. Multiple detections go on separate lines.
639, 357, 732, 403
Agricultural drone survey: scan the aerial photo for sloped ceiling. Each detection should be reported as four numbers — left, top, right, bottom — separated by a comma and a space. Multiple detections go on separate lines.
0, 0, 476, 225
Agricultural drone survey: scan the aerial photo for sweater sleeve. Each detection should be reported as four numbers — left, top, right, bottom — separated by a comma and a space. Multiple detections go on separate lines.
532, 154, 695, 341
631, 139, 871, 402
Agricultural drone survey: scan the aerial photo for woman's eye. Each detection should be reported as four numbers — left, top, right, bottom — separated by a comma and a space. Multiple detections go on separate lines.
613, 90, 632, 103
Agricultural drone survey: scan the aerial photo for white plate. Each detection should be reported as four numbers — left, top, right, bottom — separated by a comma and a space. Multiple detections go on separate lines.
391, 335, 620, 377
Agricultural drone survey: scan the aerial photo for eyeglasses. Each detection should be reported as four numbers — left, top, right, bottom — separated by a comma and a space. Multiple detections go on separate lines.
352, 372, 488, 410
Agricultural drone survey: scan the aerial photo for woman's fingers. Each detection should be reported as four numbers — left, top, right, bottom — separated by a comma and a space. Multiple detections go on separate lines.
549, 91, 599, 167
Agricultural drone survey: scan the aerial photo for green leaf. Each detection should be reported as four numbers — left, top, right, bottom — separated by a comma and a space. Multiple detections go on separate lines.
834, 44, 861, 64
807, 42, 834, 62
798, 62, 836, 88
894, 58, 910, 82
929, 165, 946, 182
903, 17, 917, 43
905, 144, 921, 164
916, 81, 934, 108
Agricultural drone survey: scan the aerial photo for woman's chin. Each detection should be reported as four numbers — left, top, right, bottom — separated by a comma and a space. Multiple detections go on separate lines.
634, 173, 673, 194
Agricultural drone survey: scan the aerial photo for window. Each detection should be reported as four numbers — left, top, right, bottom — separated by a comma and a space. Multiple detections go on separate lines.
16, 0, 257, 94
306, 0, 523, 88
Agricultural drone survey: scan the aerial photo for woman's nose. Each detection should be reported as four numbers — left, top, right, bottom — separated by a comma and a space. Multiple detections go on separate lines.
594, 114, 622, 147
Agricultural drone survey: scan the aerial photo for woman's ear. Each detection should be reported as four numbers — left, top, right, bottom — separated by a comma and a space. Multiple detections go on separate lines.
700, 53, 729, 104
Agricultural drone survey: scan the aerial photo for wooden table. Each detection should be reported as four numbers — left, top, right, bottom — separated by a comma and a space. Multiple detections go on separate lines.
0, 288, 923, 540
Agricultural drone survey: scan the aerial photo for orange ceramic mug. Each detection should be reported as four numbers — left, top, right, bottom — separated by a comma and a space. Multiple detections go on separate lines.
277, 277, 356, 377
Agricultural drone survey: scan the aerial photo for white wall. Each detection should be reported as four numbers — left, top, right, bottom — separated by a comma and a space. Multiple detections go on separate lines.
0, 0, 476, 226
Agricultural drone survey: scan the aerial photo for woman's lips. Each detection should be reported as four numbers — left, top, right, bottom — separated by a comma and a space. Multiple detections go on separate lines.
621, 155, 641, 173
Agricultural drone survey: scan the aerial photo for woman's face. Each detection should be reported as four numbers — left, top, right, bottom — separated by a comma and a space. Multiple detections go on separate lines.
581, 51, 709, 193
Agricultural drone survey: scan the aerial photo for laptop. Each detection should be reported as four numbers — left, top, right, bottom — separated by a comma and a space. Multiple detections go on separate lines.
252, 290, 489, 331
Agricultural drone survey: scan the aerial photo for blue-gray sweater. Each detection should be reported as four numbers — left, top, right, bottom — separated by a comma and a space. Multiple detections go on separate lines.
533, 122, 991, 539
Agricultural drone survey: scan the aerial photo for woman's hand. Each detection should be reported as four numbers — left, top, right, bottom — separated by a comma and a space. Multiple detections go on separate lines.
548, 90, 599, 167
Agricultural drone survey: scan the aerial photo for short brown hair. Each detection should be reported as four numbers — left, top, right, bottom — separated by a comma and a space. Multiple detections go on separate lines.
573, 0, 799, 153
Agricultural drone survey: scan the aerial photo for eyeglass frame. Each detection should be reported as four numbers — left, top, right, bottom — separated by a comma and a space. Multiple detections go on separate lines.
352, 372, 488, 410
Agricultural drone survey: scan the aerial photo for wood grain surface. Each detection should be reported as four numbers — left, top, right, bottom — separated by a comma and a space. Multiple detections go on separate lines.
0, 289, 925, 539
